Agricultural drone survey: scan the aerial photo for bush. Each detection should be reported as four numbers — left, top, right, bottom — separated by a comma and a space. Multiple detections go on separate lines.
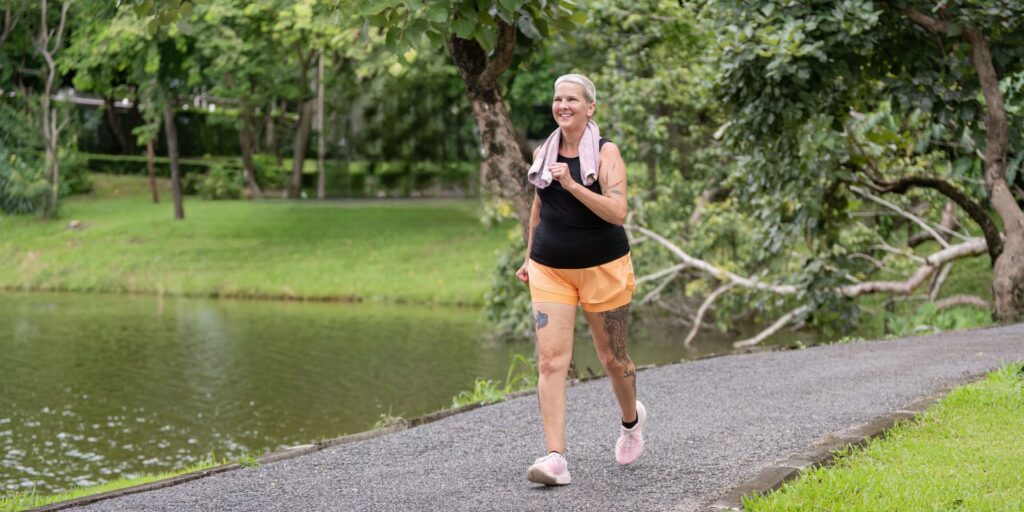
197, 165, 244, 200
61, 151, 93, 195
484, 224, 533, 339
251, 153, 289, 191
0, 149, 49, 214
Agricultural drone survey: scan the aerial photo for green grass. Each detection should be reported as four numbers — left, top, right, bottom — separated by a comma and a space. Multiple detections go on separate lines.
0, 457, 224, 512
0, 174, 510, 305
451, 353, 537, 407
744, 364, 1024, 511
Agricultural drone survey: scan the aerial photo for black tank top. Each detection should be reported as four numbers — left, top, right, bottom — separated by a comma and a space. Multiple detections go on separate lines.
529, 139, 630, 269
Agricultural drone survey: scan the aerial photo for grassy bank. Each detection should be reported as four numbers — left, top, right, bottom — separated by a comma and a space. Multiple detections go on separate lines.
0, 458, 226, 512
0, 174, 509, 305
745, 364, 1024, 511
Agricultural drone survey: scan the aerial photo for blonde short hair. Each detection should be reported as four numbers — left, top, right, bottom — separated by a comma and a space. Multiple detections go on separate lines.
554, 74, 596, 104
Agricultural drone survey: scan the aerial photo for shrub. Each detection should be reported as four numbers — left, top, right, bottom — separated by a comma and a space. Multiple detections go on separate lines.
60, 151, 93, 195
197, 164, 244, 200
0, 149, 49, 214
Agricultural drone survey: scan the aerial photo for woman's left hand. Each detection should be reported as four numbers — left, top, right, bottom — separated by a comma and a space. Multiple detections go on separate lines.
548, 163, 575, 190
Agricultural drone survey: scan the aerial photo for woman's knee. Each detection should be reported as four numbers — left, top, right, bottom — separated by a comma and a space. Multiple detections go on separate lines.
537, 348, 571, 376
598, 351, 631, 373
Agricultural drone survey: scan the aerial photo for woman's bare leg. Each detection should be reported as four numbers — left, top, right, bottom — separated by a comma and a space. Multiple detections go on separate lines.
533, 302, 577, 454
584, 304, 637, 423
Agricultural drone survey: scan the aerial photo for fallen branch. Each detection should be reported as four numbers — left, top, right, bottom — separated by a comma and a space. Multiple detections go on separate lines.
684, 282, 736, 346
628, 225, 799, 295
850, 186, 949, 248
635, 263, 688, 286
629, 223, 989, 348
733, 305, 812, 348
934, 294, 990, 310
639, 268, 683, 305
840, 238, 986, 296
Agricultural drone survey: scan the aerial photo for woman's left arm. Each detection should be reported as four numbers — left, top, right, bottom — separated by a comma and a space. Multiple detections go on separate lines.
562, 142, 628, 225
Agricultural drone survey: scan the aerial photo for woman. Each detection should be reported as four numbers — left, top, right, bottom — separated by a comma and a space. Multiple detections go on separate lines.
516, 73, 645, 486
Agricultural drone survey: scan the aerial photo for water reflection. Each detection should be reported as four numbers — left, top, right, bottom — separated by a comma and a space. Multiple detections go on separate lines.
0, 291, 814, 494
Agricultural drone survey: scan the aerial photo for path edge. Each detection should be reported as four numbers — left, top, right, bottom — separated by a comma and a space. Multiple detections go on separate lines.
27, 359, 672, 511
701, 380, 968, 511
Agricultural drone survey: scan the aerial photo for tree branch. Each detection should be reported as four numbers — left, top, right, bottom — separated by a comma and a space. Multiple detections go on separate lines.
733, 305, 812, 349
934, 294, 990, 311
840, 238, 987, 296
477, 20, 516, 90
900, 7, 951, 34
1, 8, 22, 48
684, 282, 736, 347
850, 186, 949, 248
862, 174, 1002, 262
628, 225, 800, 295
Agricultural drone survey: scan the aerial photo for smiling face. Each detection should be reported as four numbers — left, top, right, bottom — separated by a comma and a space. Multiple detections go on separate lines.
552, 82, 595, 131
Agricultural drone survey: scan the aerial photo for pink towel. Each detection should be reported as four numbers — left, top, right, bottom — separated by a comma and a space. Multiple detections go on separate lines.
527, 120, 601, 189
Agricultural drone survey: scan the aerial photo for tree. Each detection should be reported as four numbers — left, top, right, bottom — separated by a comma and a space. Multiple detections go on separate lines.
32, 1, 70, 218
361, 0, 584, 228
702, 0, 1024, 322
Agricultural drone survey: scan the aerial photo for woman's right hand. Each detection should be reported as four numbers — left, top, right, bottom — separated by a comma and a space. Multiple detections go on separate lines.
515, 259, 530, 283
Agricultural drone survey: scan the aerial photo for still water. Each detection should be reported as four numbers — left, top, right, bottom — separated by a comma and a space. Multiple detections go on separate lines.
0, 291, 812, 494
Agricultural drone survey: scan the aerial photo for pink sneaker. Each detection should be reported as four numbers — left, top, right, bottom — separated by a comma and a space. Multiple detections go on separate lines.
615, 400, 647, 465
526, 452, 571, 486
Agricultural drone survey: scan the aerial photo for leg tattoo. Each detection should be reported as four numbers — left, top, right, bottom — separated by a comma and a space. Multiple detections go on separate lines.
604, 305, 636, 398
624, 368, 637, 397
602, 304, 629, 362
535, 310, 549, 330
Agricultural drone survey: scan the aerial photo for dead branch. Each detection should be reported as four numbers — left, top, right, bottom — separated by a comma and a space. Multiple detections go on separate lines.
851, 186, 949, 248
733, 305, 812, 348
840, 238, 987, 296
639, 267, 684, 305
630, 222, 988, 348
628, 225, 799, 295
934, 294, 990, 311
636, 263, 688, 286
928, 263, 953, 301
684, 282, 736, 346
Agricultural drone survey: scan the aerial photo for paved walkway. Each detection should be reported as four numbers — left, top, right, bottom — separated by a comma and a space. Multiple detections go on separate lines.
74, 324, 1024, 512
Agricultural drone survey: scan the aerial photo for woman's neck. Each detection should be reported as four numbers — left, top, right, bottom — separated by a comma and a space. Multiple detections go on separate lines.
559, 123, 586, 156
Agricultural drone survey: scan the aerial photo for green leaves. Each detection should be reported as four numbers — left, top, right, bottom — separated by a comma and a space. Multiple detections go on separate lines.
359, 0, 578, 58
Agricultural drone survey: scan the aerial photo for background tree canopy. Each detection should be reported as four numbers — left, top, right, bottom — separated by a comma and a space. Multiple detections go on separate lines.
3, 0, 1023, 337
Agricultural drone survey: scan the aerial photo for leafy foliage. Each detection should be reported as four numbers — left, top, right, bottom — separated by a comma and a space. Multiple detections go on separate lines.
197, 164, 244, 200
451, 353, 537, 407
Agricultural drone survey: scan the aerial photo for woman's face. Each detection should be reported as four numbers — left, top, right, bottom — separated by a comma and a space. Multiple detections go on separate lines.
552, 82, 595, 131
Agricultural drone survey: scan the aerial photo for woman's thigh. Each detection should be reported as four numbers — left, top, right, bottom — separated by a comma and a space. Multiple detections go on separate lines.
533, 302, 578, 363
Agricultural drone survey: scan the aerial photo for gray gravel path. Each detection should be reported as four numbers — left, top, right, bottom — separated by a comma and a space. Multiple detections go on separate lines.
74, 323, 1024, 512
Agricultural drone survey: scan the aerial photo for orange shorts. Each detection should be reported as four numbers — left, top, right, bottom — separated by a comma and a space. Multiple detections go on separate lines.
527, 254, 636, 312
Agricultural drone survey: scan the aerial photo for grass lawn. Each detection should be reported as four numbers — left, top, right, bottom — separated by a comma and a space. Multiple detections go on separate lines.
744, 364, 1024, 511
0, 174, 510, 305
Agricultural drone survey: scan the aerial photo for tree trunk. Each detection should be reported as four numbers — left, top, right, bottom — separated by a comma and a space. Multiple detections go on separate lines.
104, 97, 133, 154
146, 137, 159, 203
263, 99, 277, 161
34, 1, 69, 219
315, 50, 327, 200
274, 98, 287, 167
163, 101, 184, 220
448, 24, 532, 233
964, 28, 1024, 323
288, 99, 315, 199
238, 102, 263, 199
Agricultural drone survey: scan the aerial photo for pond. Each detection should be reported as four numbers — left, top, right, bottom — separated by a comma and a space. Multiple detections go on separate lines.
0, 291, 814, 494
